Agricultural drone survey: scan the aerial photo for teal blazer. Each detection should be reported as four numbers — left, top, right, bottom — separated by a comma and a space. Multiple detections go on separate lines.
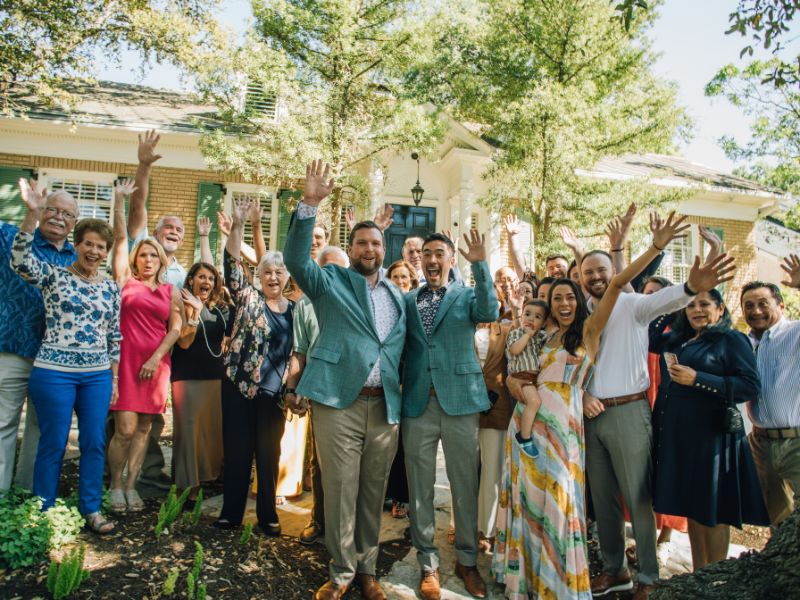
284, 212, 407, 424
402, 262, 499, 418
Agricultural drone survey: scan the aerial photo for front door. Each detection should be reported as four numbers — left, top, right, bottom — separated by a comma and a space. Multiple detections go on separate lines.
384, 204, 436, 266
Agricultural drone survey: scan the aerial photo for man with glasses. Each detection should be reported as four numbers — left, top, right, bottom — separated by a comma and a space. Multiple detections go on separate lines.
0, 180, 79, 490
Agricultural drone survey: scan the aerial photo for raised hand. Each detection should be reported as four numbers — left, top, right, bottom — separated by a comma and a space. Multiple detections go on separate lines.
137, 129, 162, 166
687, 253, 736, 294
345, 207, 356, 232
197, 216, 211, 237
559, 225, 583, 252
504, 214, 521, 237
618, 202, 637, 236
248, 196, 263, 224
18, 178, 48, 212
114, 179, 137, 201
441, 229, 457, 245
303, 160, 335, 206
217, 211, 232, 237
605, 217, 625, 249
373, 203, 394, 231
507, 289, 524, 311
232, 198, 253, 226
458, 229, 486, 264
180, 288, 204, 315
780, 253, 800, 288
649, 211, 690, 251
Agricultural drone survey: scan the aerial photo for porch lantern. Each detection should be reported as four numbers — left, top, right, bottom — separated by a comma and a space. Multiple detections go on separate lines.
411, 152, 424, 206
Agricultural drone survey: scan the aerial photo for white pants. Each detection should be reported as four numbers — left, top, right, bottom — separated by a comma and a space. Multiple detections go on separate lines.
0, 353, 33, 489
477, 428, 506, 538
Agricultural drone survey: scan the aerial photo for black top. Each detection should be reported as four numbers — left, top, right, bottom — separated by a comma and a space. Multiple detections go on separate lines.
258, 303, 294, 395
171, 305, 230, 382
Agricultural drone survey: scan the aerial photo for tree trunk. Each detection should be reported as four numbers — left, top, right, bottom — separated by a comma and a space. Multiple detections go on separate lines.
652, 509, 800, 599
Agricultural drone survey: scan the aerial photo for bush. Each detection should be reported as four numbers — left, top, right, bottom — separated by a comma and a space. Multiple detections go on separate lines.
47, 544, 88, 599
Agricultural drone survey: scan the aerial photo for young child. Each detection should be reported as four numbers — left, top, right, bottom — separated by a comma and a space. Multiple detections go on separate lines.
505, 299, 549, 458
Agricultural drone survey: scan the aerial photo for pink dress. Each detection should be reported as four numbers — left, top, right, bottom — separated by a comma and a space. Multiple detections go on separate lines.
113, 278, 172, 414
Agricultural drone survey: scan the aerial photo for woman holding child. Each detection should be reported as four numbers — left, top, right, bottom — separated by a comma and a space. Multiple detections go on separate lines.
492, 213, 693, 600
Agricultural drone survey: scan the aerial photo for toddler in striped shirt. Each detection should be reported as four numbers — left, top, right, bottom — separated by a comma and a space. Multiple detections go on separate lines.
506, 299, 549, 458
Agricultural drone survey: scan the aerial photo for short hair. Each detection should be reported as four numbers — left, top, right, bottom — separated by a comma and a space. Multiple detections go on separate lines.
130, 238, 169, 283
422, 232, 455, 254
318, 245, 347, 266
154, 215, 184, 234
184, 262, 228, 309
523, 298, 550, 318
545, 253, 569, 264
403, 236, 424, 249
386, 259, 420, 290
73, 218, 113, 249
539, 276, 557, 286
348, 220, 384, 246
313, 221, 330, 238
582, 249, 613, 263
640, 275, 673, 293
257, 250, 286, 276
740, 280, 783, 305
47, 189, 79, 212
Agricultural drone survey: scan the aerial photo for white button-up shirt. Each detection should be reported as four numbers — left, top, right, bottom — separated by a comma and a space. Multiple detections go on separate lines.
747, 318, 800, 428
587, 284, 692, 398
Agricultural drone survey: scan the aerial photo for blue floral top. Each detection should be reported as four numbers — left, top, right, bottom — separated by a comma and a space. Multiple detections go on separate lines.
11, 230, 122, 372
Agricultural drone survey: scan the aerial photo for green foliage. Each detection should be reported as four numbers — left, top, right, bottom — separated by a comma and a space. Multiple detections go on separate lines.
406, 0, 689, 257
162, 568, 180, 596
0, 1, 227, 115
196, 0, 445, 243
187, 571, 196, 600
783, 286, 800, 320
190, 489, 204, 526
185, 540, 204, 599
197, 582, 207, 600
0, 488, 82, 569
190, 541, 203, 583
46, 544, 88, 599
239, 522, 254, 545
154, 485, 192, 540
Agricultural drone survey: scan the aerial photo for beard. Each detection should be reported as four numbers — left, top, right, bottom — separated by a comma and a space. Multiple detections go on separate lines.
351, 256, 382, 277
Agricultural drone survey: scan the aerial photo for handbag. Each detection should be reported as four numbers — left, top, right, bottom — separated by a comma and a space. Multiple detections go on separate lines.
718, 377, 744, 434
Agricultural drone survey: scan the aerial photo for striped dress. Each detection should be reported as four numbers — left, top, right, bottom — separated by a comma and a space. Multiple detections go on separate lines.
492, 343, 592, 600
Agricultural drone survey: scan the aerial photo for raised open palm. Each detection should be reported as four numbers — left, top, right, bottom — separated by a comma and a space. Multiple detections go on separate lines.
18, 178, 48, 212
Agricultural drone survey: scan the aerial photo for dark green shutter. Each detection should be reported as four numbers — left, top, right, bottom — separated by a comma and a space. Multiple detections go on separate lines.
195, 182, 224, 263
0, 166, 35, 224
277, 189, 302, 251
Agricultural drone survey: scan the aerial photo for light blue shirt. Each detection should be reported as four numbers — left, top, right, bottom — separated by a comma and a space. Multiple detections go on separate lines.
747, 318, 800, 428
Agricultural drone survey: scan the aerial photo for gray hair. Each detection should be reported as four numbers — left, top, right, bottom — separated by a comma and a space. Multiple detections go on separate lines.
154, 215, 184, 233
46, 189, 79, 212
318, 245, 348, 267
257, 250, 286, 275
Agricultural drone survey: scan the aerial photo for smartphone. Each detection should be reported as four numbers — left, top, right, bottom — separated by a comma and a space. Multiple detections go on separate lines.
664, 352, 679, 368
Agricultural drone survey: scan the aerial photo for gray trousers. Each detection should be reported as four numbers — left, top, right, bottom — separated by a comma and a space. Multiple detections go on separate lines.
403, 396, 480, 571
312, 396, 398, 585
585, 399, 659, 585
0, 353, 36, 490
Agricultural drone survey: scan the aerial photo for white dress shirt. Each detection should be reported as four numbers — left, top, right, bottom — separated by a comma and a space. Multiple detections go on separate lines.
587, 284, 692, 398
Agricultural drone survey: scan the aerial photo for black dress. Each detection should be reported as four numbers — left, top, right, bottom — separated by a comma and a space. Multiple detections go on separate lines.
649, 321, 770, 528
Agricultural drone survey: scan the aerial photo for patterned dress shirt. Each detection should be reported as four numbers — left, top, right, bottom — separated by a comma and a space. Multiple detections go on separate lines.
0, 222, 77, 358
416, 283, 449, 338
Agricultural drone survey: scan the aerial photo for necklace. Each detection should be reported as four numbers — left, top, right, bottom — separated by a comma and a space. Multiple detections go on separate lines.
198, 305, 228, 359
69, 264, 99, 283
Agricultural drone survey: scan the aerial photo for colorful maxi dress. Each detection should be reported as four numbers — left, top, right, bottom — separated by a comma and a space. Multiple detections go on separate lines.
492, 344, 592, 600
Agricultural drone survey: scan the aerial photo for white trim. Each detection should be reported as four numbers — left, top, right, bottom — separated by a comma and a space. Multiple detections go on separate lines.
224, 183, 280, 250
38, 168, 117, 186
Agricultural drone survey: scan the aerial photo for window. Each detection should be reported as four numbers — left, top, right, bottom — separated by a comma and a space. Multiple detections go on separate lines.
244, 82, 278, 121
338, 202, 355, 246
656, 228, 695, 284
38, 170, 117, 223
224, 185, 279, 250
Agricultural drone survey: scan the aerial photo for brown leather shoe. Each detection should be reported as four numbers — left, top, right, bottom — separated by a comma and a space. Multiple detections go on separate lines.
632, 583, 657, 600
313, 580, 348, 600
419, 568, 441, 600
355, 574, 386, 600
590, 571, 633, 596
454, 562, 487, 599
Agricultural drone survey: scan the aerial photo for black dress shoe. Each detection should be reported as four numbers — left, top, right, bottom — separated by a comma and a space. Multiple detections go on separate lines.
212, 518, 240, 530
258, 522, 282, 536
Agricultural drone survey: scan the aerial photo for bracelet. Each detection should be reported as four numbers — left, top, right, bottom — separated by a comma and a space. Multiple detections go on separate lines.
611, 248, 623, 252
683, 281, 697, 296
653, 242, 665, 251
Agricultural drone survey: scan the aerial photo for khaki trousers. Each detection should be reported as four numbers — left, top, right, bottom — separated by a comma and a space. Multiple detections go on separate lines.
0, 353, 33, 490
477, 428, 505, 538
748, 432, 800, 526
312, 396, 398, 585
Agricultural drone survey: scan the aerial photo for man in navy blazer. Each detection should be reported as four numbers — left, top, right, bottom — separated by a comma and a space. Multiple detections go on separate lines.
402, 231, 498, 600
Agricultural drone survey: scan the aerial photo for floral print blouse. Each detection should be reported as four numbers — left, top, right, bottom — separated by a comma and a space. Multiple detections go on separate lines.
223, 250, 293, 398
11, 230, 122, 372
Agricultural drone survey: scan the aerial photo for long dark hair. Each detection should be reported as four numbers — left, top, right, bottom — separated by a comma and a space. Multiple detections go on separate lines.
666, 288, 731, 350
184, 262, 228, 309
547, 278, 590, 356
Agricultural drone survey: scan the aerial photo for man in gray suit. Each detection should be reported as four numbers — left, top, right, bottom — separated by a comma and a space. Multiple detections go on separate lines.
402, 231, 498, 600
284, 161, 407, 600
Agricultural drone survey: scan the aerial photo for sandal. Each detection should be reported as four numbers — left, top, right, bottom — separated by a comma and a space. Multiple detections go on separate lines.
110, 488, 127, 513
85, 512, 115, 535
391, 502, 408, 519
125, 489, 145, 512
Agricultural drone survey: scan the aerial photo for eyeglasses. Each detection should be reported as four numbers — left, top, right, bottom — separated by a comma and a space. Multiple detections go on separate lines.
44, 207, 77, 220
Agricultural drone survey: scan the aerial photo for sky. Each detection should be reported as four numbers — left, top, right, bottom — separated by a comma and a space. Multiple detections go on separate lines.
98, 0, 767, 173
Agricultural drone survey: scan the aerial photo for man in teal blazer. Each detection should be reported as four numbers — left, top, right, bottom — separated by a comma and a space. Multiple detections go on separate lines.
402, 230, 498, 600
284, 161, 406, 600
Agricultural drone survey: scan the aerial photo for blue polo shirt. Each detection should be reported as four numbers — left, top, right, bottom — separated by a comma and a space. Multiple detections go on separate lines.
0, 222, 77, 358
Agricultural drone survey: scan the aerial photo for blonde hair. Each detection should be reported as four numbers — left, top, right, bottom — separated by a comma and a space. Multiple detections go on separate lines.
130, 238, 169, 284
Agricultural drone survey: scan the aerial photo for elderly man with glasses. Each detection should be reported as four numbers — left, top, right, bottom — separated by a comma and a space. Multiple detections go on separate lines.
0, 180, 80, 491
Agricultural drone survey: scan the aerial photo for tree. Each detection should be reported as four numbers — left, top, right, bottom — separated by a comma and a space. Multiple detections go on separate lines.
404, 0, 689, 258
0, 0, 225, 114
196, 0, 445, 243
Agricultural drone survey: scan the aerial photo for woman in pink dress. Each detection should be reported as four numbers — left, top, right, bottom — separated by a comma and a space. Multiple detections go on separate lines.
108, 185, 182, 513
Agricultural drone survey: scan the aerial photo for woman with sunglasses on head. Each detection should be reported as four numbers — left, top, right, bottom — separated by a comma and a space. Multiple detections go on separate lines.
213, 198, 294, 536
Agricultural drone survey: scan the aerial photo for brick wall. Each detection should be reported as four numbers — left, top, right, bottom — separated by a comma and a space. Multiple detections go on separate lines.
0, 152, 245, 268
